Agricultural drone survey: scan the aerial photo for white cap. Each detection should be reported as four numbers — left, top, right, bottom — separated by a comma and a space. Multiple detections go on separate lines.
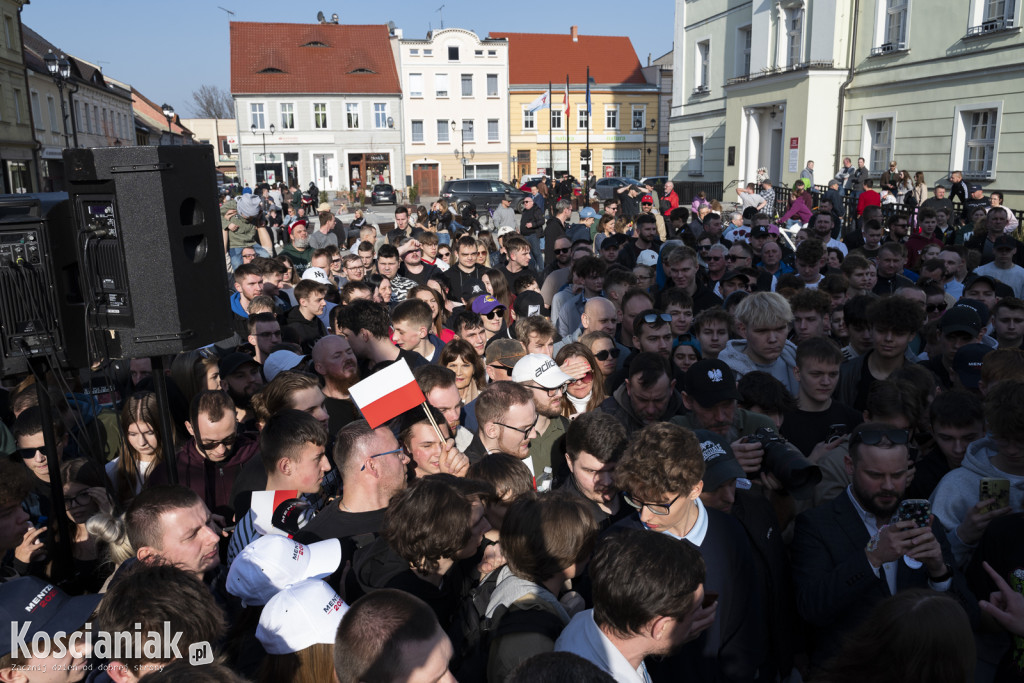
256, 579, 347, 654
496, 226, 516, 238
511, 353, 573, 389
264, 350, 306, 381
301, 267, 332, 285
636, 250, 659, 267
227, 535, 342, 608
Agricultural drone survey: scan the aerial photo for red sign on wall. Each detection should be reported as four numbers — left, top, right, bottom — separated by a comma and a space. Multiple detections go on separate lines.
790, 137, 799, 149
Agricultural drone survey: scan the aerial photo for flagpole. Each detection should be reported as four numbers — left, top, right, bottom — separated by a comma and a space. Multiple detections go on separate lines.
548, 79, 552, 215
586, 66, 591, 204
565, 74, 570, 196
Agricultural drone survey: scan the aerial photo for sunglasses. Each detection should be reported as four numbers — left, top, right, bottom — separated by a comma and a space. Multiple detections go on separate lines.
17, 447, 44, 460
851, 428, 910, 447
199, 432, 238, 452
64, 491, 94, 509
698, 245, 711, 251
555, 248, 570, 255
641, 313, 673, 325
623, 491, 682, 516
593, 348, 621, 361
485, 308, 506, 319
926, 302, 948, 313
726, 254, 746, 262
570, 372, 594, 385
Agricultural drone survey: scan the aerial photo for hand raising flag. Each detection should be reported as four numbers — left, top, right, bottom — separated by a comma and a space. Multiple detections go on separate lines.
349, 359, 426, 428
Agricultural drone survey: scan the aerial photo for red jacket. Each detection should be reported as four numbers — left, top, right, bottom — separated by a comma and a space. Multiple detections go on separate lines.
856, 190, 881, 216
661, 190, 679, 215
148, 434, 259, 518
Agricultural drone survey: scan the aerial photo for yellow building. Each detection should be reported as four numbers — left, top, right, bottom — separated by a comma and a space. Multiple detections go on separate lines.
491, 27, 660, 183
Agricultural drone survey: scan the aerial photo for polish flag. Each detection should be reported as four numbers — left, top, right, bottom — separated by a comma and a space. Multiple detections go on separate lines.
251, 489, 308, 537
349, 359, 425, 429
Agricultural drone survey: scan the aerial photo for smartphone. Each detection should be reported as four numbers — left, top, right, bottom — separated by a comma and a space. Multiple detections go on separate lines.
825, 424, 848, 444
979, 478, 1011, 512
895, 499, 931, 528
701, 591, 719, 609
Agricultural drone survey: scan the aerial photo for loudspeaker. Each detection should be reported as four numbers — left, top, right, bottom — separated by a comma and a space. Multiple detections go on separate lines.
0, 194, 73, 376
55, 145, 232, 360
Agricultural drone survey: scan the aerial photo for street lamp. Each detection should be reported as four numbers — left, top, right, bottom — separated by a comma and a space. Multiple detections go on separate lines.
251, 123, 276, 184
643, 117, 657, 178
451, 120, 474, 179
44, 49, 73, 148
161, 103, 174, 145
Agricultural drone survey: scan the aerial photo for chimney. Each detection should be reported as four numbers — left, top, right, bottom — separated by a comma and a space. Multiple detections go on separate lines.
647, 53, 651, 66
571, 25, 578, 42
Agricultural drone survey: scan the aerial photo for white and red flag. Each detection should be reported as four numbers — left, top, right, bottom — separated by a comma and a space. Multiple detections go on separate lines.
349, 359, 426, 428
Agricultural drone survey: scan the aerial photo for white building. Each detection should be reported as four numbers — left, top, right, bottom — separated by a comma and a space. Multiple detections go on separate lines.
398, 28, 509, 197
668, 0, 1024, 200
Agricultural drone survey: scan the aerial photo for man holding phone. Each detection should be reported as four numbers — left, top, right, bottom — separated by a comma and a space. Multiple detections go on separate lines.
931, 380, 1024, 569
792, 422, 974, 669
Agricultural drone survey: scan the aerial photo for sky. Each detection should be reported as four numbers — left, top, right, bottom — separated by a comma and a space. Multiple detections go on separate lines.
24, 1, 673, 119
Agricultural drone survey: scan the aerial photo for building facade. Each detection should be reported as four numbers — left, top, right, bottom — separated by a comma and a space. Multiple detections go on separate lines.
669, 0, 1024, 199
491, 27, 660, 183
181, 117, 239, 182
642, 49, 673, 177
230, 20, 404, 196
398, 28, 509, 197
0, 0, 36, 192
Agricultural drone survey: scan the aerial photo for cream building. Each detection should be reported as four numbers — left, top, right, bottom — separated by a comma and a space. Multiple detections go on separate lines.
398, 28, 509, 197
181, 117, 239, 182
669, 0, 1024, 200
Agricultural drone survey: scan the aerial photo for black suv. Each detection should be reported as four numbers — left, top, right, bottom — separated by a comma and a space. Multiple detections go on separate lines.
371, 184, 397, 205
440, 179, 528, 213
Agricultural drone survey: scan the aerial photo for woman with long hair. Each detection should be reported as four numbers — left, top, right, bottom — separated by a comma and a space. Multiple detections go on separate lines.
170, 349, 221, 408
61, 458, 120, 592
106, 391, 166, 505
409, 285, 455, 343
554, 343, 606, 417
441, 339, 486, 404
274, 254, 299, 288
913, 171, 928, 207
579, 331, 620, 381
365, 273, 393, 305
256, 580, 345, 683
482, 269, 513, 327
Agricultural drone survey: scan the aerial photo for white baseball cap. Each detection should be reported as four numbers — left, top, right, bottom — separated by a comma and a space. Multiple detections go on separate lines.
301, 266, 332, 285
511, 353, 573, 389
256, 579, 348, 654
636, 250, 659, 267
263, 350, 306, 381
496, 226, 516, 238
226, 535, 341, 608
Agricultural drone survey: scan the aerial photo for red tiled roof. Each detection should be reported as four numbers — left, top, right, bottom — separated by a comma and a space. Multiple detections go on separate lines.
132, 88, 191, 136
489, 31, 646, 86
230, 22, 400, 94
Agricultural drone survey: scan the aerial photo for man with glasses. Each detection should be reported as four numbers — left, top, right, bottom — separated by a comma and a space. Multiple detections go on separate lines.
511, 354, 573, 484
791, 421, 968, 668
705, 244, 729, 288
600, 352, 685, 436
630, 310, 674, 361
544, 199, 573, 268
519, 194, 545, 267
341, 254, 366, 283
611, 421, 763, 683
246, 312, 282, 367
296, 420, 408, 556
466, 382, 539, 472
149, 390, 258, 520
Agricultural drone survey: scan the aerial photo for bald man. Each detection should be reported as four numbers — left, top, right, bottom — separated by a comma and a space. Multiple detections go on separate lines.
555, 296, 620, 352
312, 335, 360, 434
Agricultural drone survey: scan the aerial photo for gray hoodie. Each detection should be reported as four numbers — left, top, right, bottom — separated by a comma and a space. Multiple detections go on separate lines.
484, 566, 570, 622
930, 437, 1024, 568
719, 339, 799, 396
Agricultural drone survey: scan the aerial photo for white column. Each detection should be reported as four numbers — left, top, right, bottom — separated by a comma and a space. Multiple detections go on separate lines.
744, 108, 760, 184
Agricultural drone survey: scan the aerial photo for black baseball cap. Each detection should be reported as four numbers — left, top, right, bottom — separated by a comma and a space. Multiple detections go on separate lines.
695, 430, 746, 492
684, 359, 740, 407
953, 343, 993, 389
219, 351, 259, 377
0, 578, 102, 657
939, 306, 982, 336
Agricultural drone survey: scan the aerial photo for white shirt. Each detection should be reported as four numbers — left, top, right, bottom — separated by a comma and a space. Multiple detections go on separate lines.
555, 610, 652, 683
645, 497, 709, 546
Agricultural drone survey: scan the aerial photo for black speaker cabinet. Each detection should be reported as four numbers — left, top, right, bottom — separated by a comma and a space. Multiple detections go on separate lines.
58, 145, 232, 359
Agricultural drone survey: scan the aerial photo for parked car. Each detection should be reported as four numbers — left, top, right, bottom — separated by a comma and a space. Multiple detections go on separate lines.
594, 176, 642, 201
440, 179, 529, 213
371, 184, 397, 205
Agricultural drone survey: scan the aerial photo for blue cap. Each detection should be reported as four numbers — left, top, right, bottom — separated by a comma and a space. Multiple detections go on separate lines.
0, 578, 101, 657
578, 207, 599, 220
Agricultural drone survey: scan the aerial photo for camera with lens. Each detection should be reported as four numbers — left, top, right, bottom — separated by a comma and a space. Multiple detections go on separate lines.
746, 426, 822, 499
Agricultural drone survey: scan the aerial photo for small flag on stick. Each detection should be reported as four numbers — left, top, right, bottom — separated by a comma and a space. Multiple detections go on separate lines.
349, 359, 426, 429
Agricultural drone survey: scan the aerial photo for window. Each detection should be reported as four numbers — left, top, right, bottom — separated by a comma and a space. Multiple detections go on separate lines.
885, 0, 909, 46
786, 9, 803, 66
967, 0, 1016, 34
102, 109, 108, 135
410, 48, 419, 56
74, 101, 80, 131
411, 120, 424, 143
462, 119, 474, 142
436, 73, 449, 97
346, 102, 360, 129
523, 108, 535, 130
985, 0, 1012, 21
965, 109, 997, 177
689, 136, 704, 175
409, 73, 423, 98
869, 118, 893, 172
313, 103, 328, 129
461, 74, 473, 97
280, 103, 294, 129
3, 16, 11, 49
738, 26, 752, 76
424, 49, 433, 56
632, 106, 646, 131
551, 108, 562, 130
486, 74, 498, 97
250, 102, 265, 129
374, 103, 388, 128
448, 46, 459, 60
697, 40, 710, 88
578, 108, 590, 130
488, 119, 499, 141
437, 119, 450, 142
30, 91, 41, 130
13, 89, 21, 124
605, 105, 618, 130
475, 50, 483, 56
487, 49, 496, 56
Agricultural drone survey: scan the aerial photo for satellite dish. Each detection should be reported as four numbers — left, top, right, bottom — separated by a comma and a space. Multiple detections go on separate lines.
387, 20, 396, 32
316, 10, 325, 23
331, 13, 338, 23
426, 30, 433, 39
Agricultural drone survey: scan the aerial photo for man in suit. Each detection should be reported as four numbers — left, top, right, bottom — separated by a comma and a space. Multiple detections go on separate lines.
791, 422, 976, 669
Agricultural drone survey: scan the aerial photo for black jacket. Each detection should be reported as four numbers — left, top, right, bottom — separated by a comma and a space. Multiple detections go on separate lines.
519, 205, 544, 236
284, 306, 326, 354
543, 217, 567, 267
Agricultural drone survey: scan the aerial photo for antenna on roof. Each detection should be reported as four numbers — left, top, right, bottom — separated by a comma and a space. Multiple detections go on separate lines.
217, 6, 234, 16
331, 13, 338, 23
387, 20, 396, 33
436, 4, 445, 29
316, 10, 326, 23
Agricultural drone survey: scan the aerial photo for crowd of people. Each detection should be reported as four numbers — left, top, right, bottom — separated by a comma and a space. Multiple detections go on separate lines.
2, 166, 1024, 683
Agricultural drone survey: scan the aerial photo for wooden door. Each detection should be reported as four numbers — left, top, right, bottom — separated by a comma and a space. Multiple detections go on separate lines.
413, 163, 439, 196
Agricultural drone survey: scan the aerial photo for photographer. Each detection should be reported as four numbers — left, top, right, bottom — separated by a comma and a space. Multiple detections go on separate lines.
222, 193, 274, 269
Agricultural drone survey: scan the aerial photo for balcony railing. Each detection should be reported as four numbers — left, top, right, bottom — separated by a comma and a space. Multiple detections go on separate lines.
966, 16, 1016, 37
692, 84, 710, 95
869, 41, 908, 56
725, 60, 837, 85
